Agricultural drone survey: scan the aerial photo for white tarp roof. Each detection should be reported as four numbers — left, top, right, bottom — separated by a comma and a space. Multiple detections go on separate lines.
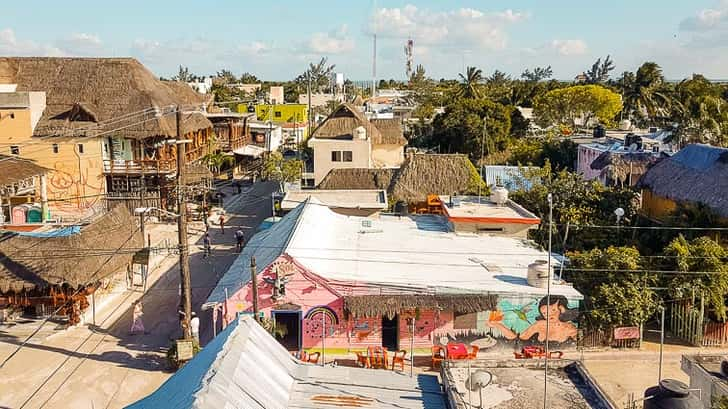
126, 316, 445, 409
233, 145, 265, 157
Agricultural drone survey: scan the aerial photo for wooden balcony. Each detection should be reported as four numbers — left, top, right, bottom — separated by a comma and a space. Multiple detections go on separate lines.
103, 160, 176, 175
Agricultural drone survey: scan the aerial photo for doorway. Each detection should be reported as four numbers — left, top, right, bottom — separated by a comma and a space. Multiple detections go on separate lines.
381, 314, 399, 351
272, 311, 302, 351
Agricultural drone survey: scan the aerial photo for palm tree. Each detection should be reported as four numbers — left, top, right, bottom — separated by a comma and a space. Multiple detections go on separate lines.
457, 66, 483, 99
619, 62, 673, 126
203, 152, 234, 175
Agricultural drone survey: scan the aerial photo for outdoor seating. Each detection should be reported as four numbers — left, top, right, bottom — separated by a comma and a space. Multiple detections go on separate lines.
355, 351, 370, 368
391, 350, 406, 371
446, 343, 469, 360
513, 346, 563, 360
431, 345, 445, 369
467, 345, 480, 359
307, 352, 320, 364
367, 346, 388, 369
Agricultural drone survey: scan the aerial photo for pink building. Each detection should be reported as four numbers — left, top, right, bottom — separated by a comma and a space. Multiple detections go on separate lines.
203, 199, 583, 354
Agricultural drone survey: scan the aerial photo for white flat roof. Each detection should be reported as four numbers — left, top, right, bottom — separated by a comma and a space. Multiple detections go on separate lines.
440, 195, 540, 221
281, 189, 387, 211
285, 199, 582, 299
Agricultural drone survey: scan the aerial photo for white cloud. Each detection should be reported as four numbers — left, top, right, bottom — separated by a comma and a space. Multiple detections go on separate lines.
56, 32, 104, 55
302, 25, 355, 55
549, 39, 588, 56
237, 41, 271, 55
680, 1, 728, 31
369, 5, 527, 51
0, 28, 64, 56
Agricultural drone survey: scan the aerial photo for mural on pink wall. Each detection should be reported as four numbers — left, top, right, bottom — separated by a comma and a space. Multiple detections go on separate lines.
303, 306, 340, 340
433, 295, 579, 352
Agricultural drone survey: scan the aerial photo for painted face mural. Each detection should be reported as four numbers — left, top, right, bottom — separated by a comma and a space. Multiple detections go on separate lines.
486, 295, 579, 343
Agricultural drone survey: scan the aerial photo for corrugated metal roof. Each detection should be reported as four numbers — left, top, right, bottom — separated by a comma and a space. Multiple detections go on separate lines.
126, 316, 445, 409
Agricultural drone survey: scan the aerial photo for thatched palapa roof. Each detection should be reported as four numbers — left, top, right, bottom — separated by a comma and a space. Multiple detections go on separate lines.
182, 162, 213, 185
0, 155, 49, 188
311, 103, 406, 146
591, 151, 665, 185
0, 206, 143, 293
637, 144, 728, 217
318, 153, 485, 203
0, 57, 212, 139
343, 294, 498, 318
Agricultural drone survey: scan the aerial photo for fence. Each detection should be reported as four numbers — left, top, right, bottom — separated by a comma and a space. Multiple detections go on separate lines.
105, 191, 162, 214
668, 300, 705, 346
578, 328, 641, 349
702, 321, 728, 347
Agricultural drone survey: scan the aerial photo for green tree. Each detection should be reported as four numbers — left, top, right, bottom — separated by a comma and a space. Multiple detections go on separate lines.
202, 151, 234, 175
521, 66, 553, 82
261, 152, 303, 191
295, 57, 336, 93
533, 84, 622, 130
216, 69, 237, 85
585, 55, 615, 84
618, 62, 673, 126
410, 64, 427, 85
663, 235, 728, 321
239, 72, 260, 83
672, 75, 728, 147
429, 98, 511, 160
567, 246, 658, 329
457, 66, 484, 99
172, 65, 194, 82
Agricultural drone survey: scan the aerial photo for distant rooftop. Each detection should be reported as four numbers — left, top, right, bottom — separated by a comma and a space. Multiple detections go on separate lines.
440, 195, 540, 224
281, 189, 387, 211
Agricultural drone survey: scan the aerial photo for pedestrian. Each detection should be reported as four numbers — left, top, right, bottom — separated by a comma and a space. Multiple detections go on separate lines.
203, 233, 211, 258
190, 312, 200, 344
130, 301, 145, 334
219, 213, 225, 234
234, 228, 245, 253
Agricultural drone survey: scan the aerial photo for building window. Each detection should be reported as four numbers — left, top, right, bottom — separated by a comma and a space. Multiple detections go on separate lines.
52, 144, 59, 154
342, 151, 353, 162
77, 143, 84, 154
331, 151, 342, 162
10, 146, 19, 155
274, 111, 282, 118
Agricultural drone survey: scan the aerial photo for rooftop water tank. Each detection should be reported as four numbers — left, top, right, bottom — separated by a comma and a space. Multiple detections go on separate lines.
643, 379, 701, 409
527, 260, 551, 288
491, 186, 509, 206
619, 119, 633, 131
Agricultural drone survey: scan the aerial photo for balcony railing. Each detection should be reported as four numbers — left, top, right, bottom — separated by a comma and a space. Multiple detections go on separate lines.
103, 159, 176, 174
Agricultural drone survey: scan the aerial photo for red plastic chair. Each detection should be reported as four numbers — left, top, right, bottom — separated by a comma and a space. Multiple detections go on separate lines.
307, 352, 320, 364
392, 350, 406, 371
467, 345, 480, 359
431, 345, 445, 369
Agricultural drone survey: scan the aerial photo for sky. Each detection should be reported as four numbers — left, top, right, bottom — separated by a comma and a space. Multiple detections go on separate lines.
2, 1, 728, 81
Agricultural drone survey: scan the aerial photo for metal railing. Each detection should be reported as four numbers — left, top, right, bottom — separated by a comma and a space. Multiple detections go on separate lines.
103, 159, 176, 174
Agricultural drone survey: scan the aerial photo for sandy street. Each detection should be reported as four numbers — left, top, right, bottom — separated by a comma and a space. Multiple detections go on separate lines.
0, 181, 277, 409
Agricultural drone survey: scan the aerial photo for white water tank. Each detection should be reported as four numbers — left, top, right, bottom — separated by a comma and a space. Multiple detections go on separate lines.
354, 126, 367, 140
619, 119, 632, 131
491, 186, 509, 206
527, 260, 551, 288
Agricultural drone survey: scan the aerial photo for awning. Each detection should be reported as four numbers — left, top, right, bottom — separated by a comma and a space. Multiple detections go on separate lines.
233, 145, 266, 158
343, 294, 498, 319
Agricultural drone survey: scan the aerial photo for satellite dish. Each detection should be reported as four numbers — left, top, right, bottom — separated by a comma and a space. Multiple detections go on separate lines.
466, 370, 493, 391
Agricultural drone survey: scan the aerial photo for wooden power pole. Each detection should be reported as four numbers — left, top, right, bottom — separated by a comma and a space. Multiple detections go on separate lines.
250, 256, 259, 321
176, 107, 193, 339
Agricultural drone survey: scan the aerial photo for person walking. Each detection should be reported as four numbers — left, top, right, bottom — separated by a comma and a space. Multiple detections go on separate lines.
130, 301, 145, 334
234, 228, 245, 253
190, 312, 200, 344
203, 233, 211, 258
219, 213, 225, 234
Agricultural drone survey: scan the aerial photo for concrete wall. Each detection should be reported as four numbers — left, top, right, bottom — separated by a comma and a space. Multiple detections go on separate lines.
0, 107, 106, 212
371, 144, 404, 168
449, 220, 534, 238
309, 138, 371, 185
577, 145, 603, 181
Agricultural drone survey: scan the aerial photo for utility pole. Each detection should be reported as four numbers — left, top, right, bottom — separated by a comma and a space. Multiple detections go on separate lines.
658, 304, 665, 383
176, 106, 193, 339
250, 256, 259, 321
544, 193, 553, 409
479, 115, 487, 204
307, 70, 312, 140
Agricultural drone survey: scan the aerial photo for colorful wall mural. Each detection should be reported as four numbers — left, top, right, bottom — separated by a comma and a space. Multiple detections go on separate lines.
225, 254, 581, 352
433, 295, 580, 352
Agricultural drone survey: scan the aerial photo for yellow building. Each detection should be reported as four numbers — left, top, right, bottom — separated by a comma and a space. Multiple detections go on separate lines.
0, 57, 213, 217
243, 103, 309, 144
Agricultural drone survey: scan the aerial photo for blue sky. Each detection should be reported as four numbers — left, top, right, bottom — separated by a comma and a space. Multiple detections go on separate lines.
2, 1, 728, 81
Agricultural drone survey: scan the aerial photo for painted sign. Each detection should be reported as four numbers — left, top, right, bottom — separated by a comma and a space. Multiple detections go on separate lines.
613, 326, 640, 340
